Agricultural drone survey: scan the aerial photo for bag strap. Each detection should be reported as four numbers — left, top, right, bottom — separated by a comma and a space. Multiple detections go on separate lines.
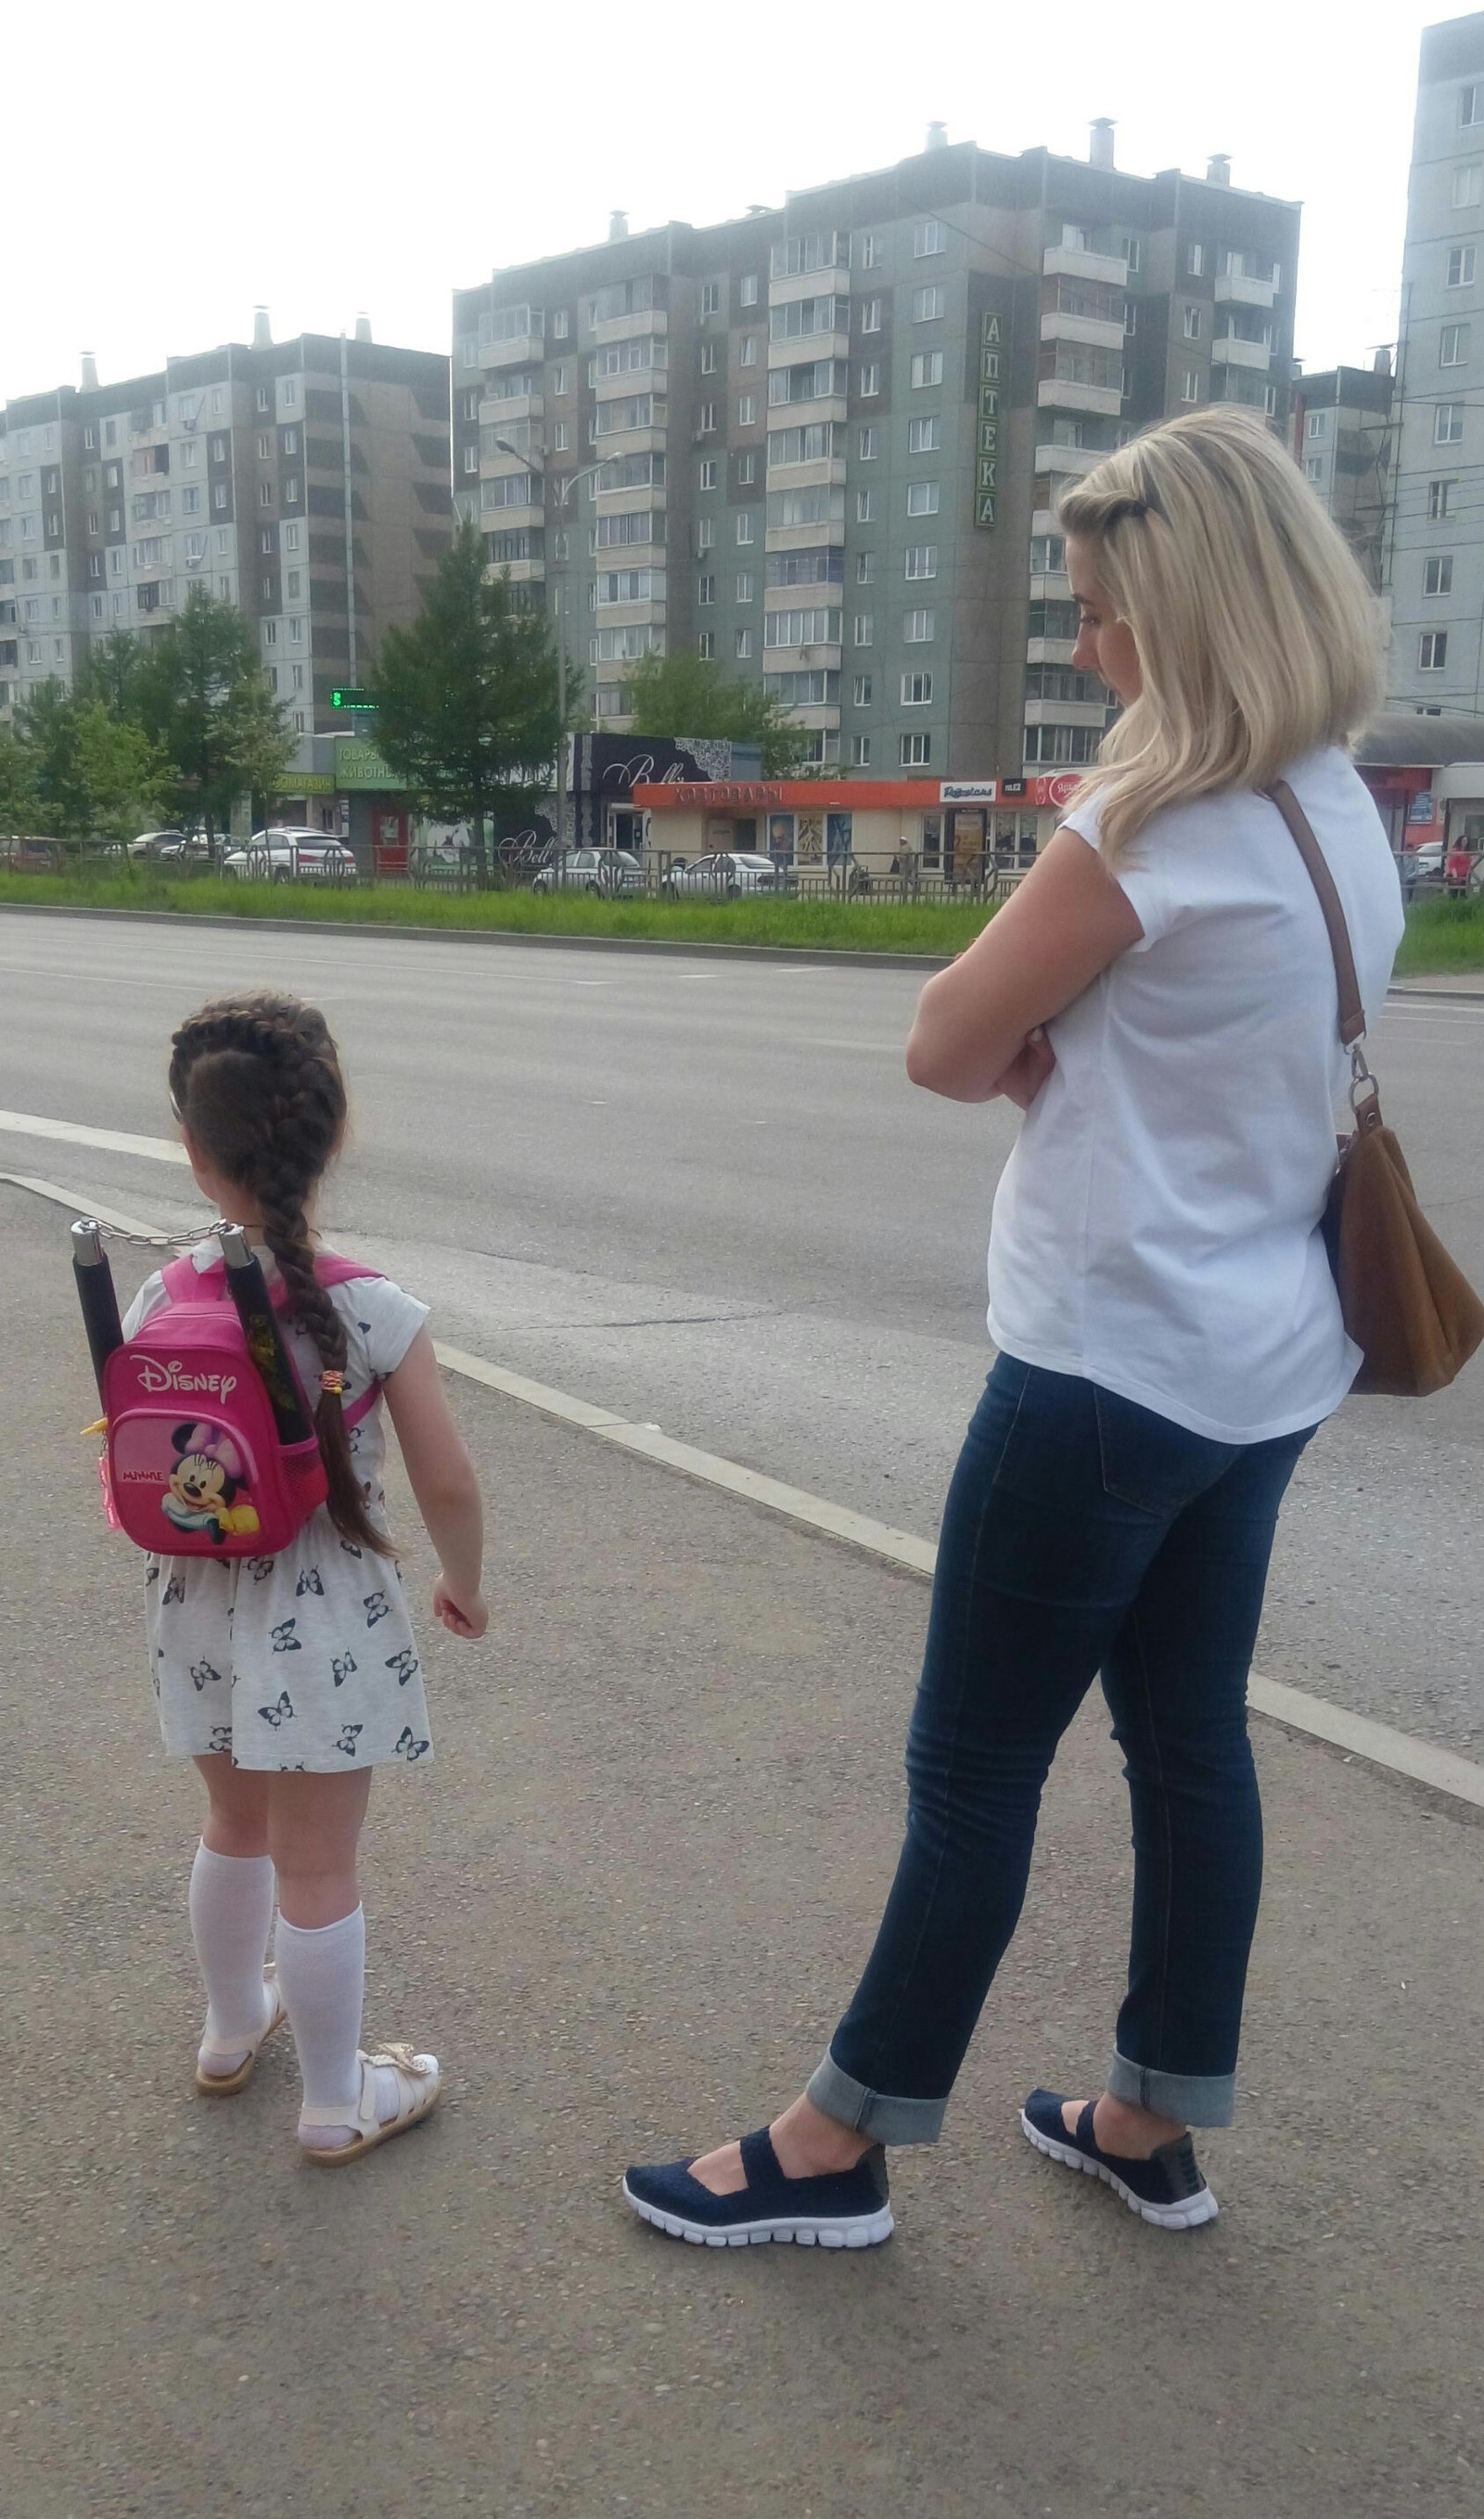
1261, 780, 1366, 1048
154, 1248, 387, 1426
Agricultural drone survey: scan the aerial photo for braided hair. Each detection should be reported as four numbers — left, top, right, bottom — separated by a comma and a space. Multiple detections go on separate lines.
168, 991, 391, 1557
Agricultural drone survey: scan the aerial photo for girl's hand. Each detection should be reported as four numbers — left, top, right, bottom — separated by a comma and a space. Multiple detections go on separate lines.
992, 1027, 1056, 1110
433, 1578, 488, 1640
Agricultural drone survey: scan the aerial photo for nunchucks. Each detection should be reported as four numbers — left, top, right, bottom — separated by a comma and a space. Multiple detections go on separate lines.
71, 1220, 124, 1399
218, 1223, 318, 1444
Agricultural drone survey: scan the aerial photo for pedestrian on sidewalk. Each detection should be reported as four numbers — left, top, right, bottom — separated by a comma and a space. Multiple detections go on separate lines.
122, 991, 488, 2163
625, 405, 1405, 2248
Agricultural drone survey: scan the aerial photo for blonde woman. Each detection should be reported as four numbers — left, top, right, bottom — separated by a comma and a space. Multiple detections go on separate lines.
624, 406, 1405, 2247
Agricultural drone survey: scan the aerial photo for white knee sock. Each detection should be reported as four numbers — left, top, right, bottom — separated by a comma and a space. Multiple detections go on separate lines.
189, 1843, 276, 2069
275, 1905, 404, 2148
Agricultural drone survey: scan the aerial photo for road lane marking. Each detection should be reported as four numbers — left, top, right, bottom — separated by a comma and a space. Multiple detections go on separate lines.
0, 1109, 187, 1164
6, 1164, 1483, 1815
0, 1173, 184, 1240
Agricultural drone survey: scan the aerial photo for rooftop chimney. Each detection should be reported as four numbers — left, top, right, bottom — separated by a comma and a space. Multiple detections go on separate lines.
1374, 344, 1393, 376
608, 210, 629, 242
1207, 153, 1232, 186
1090, 118, 1116, 172
926, 120, 948, 151
80, 351, 99, 392
252, 305, 272, 349
354, 312, 372, 342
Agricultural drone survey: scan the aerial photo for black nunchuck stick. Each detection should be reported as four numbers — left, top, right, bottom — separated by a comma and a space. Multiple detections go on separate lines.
71, 1219, 124, 1399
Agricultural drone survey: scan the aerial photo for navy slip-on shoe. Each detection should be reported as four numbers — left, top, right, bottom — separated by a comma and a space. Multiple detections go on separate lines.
623, 2124, 893, 2249
1020, 2089, 1218, 2231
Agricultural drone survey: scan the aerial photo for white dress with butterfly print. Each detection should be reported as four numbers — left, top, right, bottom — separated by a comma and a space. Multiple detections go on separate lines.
122, 1241, 434, 1772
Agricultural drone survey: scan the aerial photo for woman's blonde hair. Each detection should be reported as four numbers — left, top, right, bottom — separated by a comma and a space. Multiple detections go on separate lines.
1056, 404, 1382, 863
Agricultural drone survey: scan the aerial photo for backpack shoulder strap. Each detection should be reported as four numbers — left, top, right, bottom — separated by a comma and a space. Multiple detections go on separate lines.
160, 1252, 224, 1305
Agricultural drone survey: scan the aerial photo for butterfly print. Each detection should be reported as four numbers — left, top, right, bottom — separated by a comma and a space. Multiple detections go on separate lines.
335, 1723, 364, 1757
189, 1659, 223, 1694
296, 1567, 325, 1598
331, 1654, 358, 1688
278, 1761, 307, 1772
339, 1540, 363, 1561
207, 1724, 233, 1755
258, 1692, 294, 1728
270, 1618, 302, 1653
385, 1648, 420, 1688
358, 1321, 372, 1335
161, 1574, 186, 1608
145, 1561, 160, 1588
247, 1556, 275, 1582
395, 1727, 430, 1762
363, 1592, 390, 1627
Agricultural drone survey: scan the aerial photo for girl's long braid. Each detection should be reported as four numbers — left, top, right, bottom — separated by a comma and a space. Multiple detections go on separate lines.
168, 991, 391, 1557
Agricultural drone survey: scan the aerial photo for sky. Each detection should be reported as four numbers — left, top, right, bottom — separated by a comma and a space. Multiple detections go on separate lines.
0, 0, 1440, 406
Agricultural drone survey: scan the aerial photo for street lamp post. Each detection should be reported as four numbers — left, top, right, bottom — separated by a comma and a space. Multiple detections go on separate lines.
495, 439, 608, 855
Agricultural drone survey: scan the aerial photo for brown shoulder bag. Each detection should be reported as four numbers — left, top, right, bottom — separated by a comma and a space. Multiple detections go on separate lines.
1264, 778, 1484, 1397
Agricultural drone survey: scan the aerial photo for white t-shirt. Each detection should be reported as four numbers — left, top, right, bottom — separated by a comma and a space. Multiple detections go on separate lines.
986, 748, 1405, 1443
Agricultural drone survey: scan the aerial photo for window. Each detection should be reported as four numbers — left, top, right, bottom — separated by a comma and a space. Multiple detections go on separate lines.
256, 386, 271, 414
258, 481, 273, 506
857, 233, 884, 271
906, 480, 940, 517
905, 545, 938, 579
1463, 83, 1484, 125
851, 735, 872, 766
739, 274, 759, 307
737, 451, 757, 486
1424, 556, 1454, 595
900, 732, 931, 765
700, 342, 718, 375
1428, 479, 1456, 519
1185, 242, 1206, 277
910, 352, 943, 389
1029, 532, 1066, 573
1436, 403, 1465, 443
281, 427, 299, 454
908, 415, 942, 454
552, 309, 570, 339
912, 286, 946, 322
1448, 246, 1477, 288
282, 379, 298, 409
1453, 165, 1484, 208
700, 281, 722, 317
1183, 305, 1201, 339
1419, 631, 1449, 670
551, 363, 570, 395
287, 569, 301, 598
260, 526, 275, 555
697, 574, 715, 604
1181, 368, 1201, 404
901, 671, 933, 706
284, 523, 301, 552
86, 511, 99, 535
697, 631, 716, 659
698, 458, 718, 492
554, 422, 569, 452
856, 550, 875, 583
1304, 455, 1324, 483
764, 668, 838, 706
464, 443, 480, 474
860, 362, 881, 396
1305, 409, 1330, 439
736, 627, 753, 659
763, 606, 841, 646
214, 483, 229, 511
1119, 235, 1143, 273
698, 401, 718, 433
852, 672, 873, 705
288, 617, 303, 644
851, 614, 873, 646
737, 394, 757, 427
181, 486, 200, 516
697, 517, 715, 552
262, 619, 278, 646
736, 513, 755, 545
736, 570, 754, 601
1124, 301, 1139, 337
903, 608, 934, 642
856, 489, 876, 522
859, 297, 883, 334
914, 219, 945, 257
1440, 323, 1470, 365
740, 334, 759, 367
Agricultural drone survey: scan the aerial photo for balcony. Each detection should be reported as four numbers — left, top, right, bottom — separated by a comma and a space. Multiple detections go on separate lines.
1043, 244, 1128, 288
764, 394, 850, 434
1025, 636, 1078, 666
1215, 272, 1277, 310
480, 331, 543, 369
589, 307, 668, 347
481, 435, 544, 477
594, 364, 666, 404
1037, 377, 1122, 417
767, 330, 851, 370
493, 556, 546, 585
1032, 441, 1103, 477
1040, 311, 1125, 353
763, 454, 848, 489
764, 518, 846, 552
1029, 572, 1072, 603
768, 264, 850, 310
774, 702, 841, 731
1023, 698, 1109, 729
593, 597, 668, 632
480, 498, 543, 531
1212, 333, 1273, 371
761, 641, 843, 672
592, 475, 667, 506
480, 390, 544, 427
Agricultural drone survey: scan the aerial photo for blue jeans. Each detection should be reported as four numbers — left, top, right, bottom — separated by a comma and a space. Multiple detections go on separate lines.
807, 1356, 1313, 2138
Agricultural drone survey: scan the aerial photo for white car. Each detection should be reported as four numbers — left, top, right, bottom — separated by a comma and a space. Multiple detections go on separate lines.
222, 828, 358, 884
662, 851, 789, 896
531, 847, 644, 895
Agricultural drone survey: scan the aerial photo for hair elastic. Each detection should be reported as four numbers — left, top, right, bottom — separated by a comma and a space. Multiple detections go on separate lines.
319, 1369, 346, 1398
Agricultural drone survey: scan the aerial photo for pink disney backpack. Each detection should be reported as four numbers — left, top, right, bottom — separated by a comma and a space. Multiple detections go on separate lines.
90, 1237, 383, 1558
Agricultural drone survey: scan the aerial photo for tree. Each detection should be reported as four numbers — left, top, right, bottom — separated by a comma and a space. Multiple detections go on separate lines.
0, 725, 37, 837
14, 681, 168, 844
368, 522, 564, 878
75, 627, 149, 722
132, 586, 293, 837
621, 650, 811, 776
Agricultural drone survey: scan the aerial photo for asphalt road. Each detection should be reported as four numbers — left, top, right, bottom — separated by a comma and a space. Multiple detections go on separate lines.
3, 904, 1484, 1756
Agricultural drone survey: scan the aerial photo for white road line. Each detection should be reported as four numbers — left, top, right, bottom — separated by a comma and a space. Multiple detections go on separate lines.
0, 1172, 184, 1242
0, 1109, 186, 1165
6, 1164, 1482, 1814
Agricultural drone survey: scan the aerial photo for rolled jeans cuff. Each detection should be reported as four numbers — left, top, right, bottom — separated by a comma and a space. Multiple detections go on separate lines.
805, 2048, 948, 2147
1107, 2049, 1235, 2129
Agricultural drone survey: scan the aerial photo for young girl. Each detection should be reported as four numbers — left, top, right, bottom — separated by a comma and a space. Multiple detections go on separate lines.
122, 990, 487, 2163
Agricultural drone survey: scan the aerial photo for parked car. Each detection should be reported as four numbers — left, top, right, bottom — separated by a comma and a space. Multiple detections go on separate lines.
221, 828, 358, 884
531, 847, 644, 896
661, 851, 791, 897
129, 829, 217, 866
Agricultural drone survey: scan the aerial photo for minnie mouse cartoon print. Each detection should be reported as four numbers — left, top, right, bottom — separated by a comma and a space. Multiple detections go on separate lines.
160, 1421, 262, 1544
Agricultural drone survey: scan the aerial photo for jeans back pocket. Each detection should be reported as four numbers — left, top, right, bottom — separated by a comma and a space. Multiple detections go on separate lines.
1093, 1385, 1238, 1517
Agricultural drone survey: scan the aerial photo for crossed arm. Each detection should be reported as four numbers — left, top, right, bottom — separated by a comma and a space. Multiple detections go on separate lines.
905, 825, 1145, 1104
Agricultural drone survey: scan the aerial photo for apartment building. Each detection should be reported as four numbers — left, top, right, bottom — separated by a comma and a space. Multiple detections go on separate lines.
1292, 360, 1396, 591
0, 317, 451, 734
452, 128, 1298, 791
1388, 12, 1484, 710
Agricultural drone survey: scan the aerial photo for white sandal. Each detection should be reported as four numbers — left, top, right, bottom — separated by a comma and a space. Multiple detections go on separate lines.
299, 2043, 441, 2166
195, 1965, 288, 2097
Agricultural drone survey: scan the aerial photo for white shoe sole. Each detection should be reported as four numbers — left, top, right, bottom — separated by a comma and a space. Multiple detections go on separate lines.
622, 2179, 893, 2249
1019, 2113, 1218, 2230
